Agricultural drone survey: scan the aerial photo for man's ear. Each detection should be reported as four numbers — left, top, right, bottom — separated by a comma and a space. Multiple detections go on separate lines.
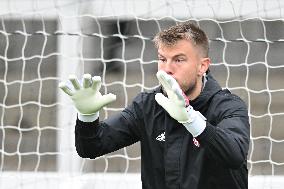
198, 58, 211, 76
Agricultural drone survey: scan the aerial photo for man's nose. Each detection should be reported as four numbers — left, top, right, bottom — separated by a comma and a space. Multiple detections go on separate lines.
160, 62, 174, 75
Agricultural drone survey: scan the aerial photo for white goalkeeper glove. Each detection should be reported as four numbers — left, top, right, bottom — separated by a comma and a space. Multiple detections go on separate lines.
155, 70, 206, 137
59, 74, 116, 122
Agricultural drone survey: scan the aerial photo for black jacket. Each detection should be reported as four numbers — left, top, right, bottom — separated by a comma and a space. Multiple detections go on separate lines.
75, 73, 250, 189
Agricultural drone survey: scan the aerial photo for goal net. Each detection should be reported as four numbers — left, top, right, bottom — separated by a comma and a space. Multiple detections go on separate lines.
0, 0, 284, 188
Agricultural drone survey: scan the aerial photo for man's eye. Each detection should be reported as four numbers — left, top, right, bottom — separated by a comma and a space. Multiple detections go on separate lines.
158, 58, 166, 62
176, 59, 184, 63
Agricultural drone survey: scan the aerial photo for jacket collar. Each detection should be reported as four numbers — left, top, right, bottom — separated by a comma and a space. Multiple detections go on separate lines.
190, 72, 222, 110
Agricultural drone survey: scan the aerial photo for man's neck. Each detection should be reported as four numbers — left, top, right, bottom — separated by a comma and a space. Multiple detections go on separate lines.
187, 74, 207, 100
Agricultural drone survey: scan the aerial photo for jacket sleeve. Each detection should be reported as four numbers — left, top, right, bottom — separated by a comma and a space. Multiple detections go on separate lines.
196, 93, 250, 169
75, 94, 143, 159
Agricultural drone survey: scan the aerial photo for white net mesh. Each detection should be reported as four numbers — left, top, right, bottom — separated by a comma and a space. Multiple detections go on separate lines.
0, 0, 284, 188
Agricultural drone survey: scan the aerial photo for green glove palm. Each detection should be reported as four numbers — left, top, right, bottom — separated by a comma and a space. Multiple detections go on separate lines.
155, 70, 192, 123
59, 74, 116, 115
155, 70, 206, 137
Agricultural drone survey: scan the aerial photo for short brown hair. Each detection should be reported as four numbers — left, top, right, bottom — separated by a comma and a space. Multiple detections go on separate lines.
153, 21, 209, 58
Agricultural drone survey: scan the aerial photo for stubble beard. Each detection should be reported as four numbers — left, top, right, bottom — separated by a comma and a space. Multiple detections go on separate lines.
183, 78, 198, 98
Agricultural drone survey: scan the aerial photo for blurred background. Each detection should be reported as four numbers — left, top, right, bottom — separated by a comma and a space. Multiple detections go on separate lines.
0, 0, 284, 188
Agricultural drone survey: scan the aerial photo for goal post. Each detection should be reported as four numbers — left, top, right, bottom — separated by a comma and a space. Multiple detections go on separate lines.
0, 0, 284, 189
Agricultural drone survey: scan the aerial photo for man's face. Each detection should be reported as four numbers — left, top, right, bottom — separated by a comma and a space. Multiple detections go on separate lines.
157, 39, 208, 97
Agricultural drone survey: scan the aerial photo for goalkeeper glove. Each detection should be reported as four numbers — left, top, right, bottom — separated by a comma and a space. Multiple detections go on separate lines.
59, 74, 116, 121
155, 70, 206, 137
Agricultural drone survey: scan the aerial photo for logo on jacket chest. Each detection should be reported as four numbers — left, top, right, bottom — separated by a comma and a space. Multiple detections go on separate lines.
156, 132, 166, 142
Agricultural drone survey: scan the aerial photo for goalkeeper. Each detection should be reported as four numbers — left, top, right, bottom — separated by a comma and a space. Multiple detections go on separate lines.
59, 21, 250, 189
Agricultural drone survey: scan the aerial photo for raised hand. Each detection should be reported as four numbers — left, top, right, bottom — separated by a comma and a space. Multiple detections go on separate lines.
59, 74, 116, 115
155, 70, 206, 137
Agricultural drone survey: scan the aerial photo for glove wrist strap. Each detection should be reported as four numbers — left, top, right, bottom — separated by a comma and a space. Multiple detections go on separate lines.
183, 107, 206, 137
78, 112, 99, 122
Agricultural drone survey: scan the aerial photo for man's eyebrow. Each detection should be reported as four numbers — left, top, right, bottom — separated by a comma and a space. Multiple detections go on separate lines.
158, 53, 165, 57
172, 53, 187, 58
158, 53, 187, 58
174, 53, 186, 57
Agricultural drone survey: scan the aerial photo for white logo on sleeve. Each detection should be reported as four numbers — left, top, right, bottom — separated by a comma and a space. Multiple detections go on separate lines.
156, 132, 166, 142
